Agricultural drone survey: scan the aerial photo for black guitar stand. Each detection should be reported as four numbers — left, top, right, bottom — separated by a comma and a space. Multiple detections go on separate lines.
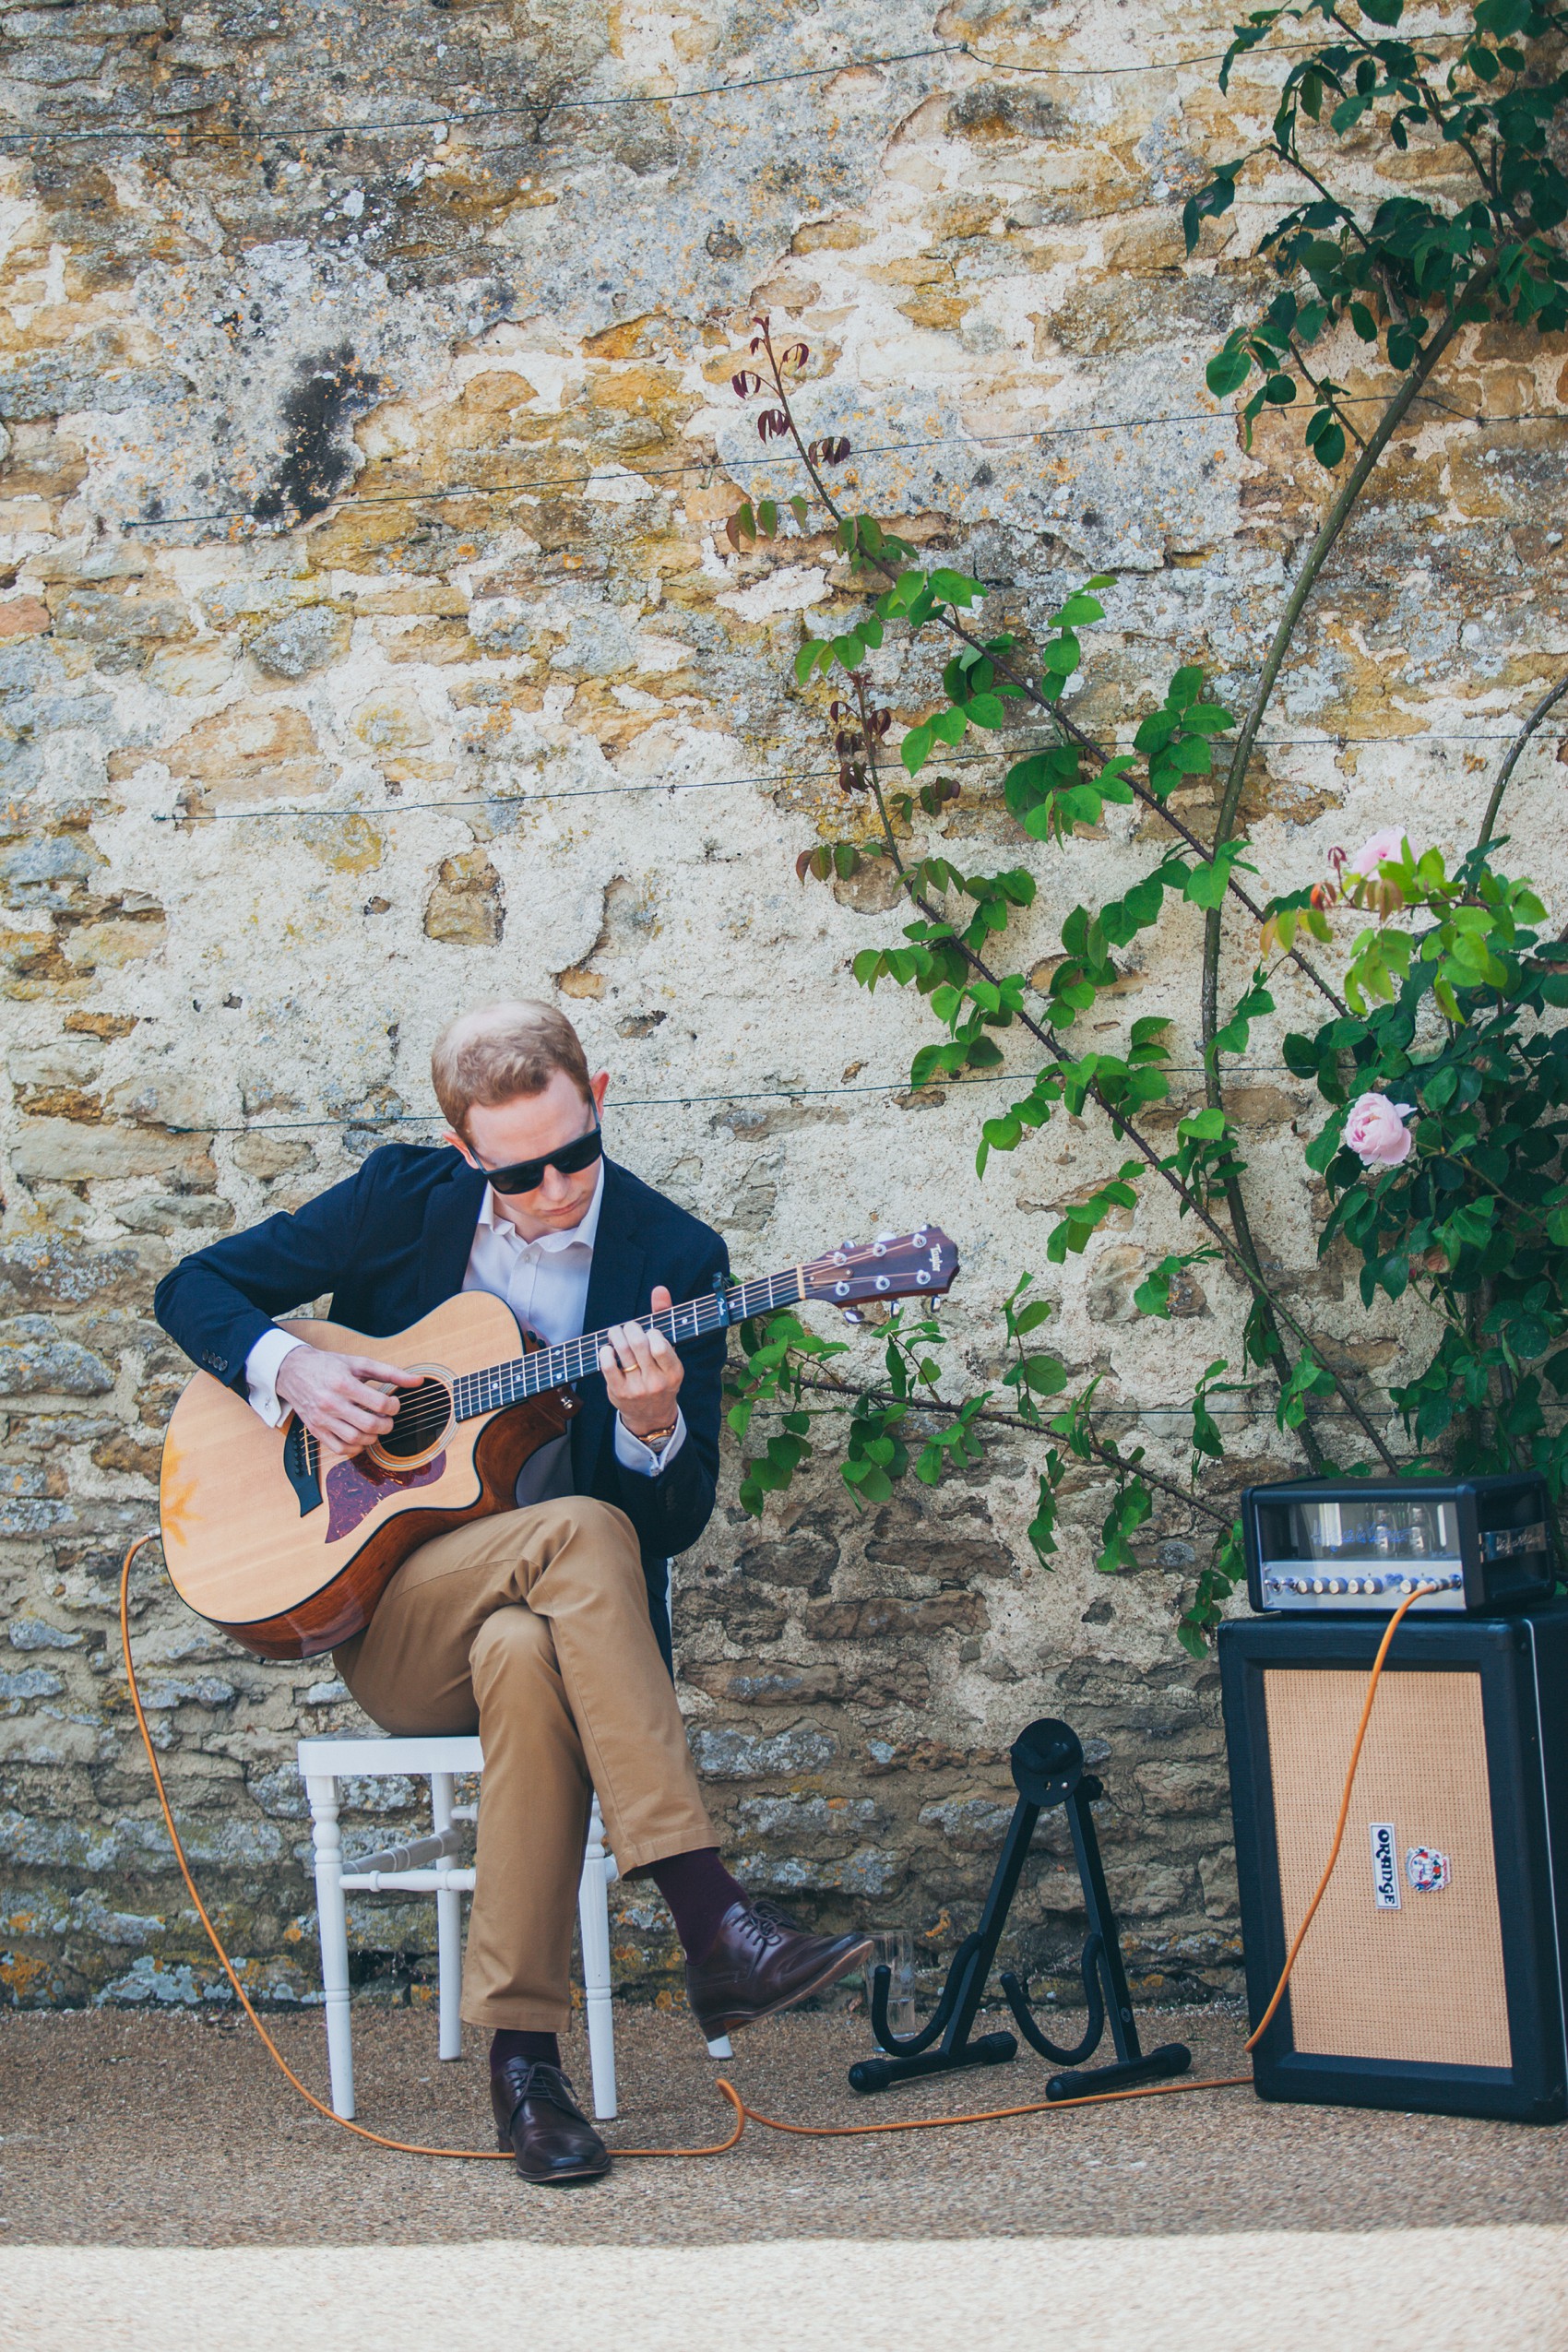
848, 1717, 1193, 2099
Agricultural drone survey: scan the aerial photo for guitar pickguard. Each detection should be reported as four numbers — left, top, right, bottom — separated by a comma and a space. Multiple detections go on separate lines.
324, 1451, 446, 1545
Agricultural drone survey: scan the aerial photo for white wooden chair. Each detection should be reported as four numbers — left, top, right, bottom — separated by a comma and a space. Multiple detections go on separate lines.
296, 1733, 731, 2126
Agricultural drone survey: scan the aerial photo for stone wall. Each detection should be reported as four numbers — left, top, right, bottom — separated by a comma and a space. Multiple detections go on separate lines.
1, 0, 1563, 2020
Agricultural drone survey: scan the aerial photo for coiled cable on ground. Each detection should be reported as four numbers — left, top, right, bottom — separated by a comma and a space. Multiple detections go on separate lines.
117, 1532, 1431, 2157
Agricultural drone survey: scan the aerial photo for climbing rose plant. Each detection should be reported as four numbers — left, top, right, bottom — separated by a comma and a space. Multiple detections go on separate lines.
719, 0, 1568, 1654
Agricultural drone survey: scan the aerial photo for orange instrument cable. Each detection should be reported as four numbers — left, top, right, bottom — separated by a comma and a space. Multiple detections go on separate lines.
117, 1533, 1431, 2157
731, 1578, 1436, 2147
1242, 1578, 1434, 2055
117, 1534, 744, 2162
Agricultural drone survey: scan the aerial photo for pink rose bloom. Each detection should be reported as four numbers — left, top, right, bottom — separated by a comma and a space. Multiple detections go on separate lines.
1346, 826, 1408, 877
1345, 1090, 1417, 1168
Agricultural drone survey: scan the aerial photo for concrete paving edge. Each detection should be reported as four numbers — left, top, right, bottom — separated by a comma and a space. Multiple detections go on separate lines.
0, 2227, 1563, 2352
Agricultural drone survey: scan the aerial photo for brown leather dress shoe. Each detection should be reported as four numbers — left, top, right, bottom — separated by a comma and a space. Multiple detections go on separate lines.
491, 2059, 611, 2185
685, 1900, 873, 2037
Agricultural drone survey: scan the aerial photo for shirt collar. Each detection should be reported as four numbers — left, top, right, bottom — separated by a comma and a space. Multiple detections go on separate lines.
477, 1159, 604, 1256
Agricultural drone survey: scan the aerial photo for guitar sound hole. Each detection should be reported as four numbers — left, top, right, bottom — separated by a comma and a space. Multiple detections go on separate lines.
380, 1377, 452, 1458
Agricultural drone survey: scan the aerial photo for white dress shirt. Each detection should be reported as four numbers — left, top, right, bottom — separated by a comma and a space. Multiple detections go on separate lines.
243, 1161, 685, 1503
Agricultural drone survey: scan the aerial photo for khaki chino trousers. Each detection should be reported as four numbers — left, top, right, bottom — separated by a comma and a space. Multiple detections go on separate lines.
334, 1495, 716, 2032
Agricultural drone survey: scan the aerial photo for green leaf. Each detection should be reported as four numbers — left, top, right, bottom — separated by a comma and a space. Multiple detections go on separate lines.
1051, 591, 1106, 627
1206, 345, 1252, 398
928, 568, 986, 607
1182, 860, 1230, 911
899, 721, 935, 776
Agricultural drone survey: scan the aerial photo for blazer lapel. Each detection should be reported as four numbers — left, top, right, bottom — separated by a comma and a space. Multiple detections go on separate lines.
573, 1158, 647, 1481
417, 1155, 488, 1318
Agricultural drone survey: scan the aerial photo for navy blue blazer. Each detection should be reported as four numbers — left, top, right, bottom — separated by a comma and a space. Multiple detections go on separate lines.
152, 1145, 731, 1665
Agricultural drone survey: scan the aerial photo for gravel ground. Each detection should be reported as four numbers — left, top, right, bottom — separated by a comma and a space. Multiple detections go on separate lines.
3, 2001, 1566, 2247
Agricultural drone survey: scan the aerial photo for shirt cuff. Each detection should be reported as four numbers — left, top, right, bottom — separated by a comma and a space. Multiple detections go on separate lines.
244, 1327, 308, 1428
613, 1407, 687, 1478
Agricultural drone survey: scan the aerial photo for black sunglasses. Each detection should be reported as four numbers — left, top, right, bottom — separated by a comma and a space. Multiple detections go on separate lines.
479, 1118, 603, 1196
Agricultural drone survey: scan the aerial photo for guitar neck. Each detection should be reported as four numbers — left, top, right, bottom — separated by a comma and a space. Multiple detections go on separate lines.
449, 1265, 806, 1421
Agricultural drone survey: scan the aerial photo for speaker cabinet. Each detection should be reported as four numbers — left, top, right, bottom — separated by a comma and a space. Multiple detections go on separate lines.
1219, 1603, 1568, 2122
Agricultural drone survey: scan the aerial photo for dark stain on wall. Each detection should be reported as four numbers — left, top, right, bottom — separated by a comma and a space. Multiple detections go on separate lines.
253, 346, 382, 525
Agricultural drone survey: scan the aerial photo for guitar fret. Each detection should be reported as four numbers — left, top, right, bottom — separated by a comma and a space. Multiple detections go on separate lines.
446, 1234, 949, 1422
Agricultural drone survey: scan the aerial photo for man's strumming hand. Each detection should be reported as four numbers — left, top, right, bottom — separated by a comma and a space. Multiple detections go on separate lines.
275, 1344, 424, 1453
600, 1283, 684, 1443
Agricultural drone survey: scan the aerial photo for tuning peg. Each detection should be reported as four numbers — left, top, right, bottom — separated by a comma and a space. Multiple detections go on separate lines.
841, 1307, 863, 1324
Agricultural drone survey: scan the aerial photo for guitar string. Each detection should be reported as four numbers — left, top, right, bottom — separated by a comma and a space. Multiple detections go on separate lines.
374, 1272, 790, 1436
449, 1266, 804, 1421
370, 1254, 938, 1438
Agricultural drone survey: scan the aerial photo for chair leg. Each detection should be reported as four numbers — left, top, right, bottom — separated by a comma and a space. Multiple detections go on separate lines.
707, 2036, 733, 2060
305, 1774, 354, 2120
430, 1771, 463, 2062
578, 1799, 617, 2123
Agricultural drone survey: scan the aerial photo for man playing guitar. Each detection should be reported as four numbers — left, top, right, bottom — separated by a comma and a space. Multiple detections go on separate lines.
155, 999, 872, 2185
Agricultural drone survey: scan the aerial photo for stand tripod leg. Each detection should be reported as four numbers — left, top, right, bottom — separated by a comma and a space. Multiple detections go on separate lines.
1044, 1781, 1190, 2097
849, 2034, 1017, 2096
1045, 2043, 1192, 2100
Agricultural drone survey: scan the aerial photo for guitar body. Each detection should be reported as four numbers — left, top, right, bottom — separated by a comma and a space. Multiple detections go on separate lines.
158, 1291, 577, 1662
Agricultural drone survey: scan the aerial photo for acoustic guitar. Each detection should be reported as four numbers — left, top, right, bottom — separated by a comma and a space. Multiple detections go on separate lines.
158, 1227, 958, 1661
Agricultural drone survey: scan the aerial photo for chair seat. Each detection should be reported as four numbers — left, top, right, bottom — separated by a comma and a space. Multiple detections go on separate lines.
299, 1734, 484, 1776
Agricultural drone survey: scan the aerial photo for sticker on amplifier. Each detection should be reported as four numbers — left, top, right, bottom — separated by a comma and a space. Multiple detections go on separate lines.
1406, 1845, 1452, 1894
1370, 1821, 1401, 1909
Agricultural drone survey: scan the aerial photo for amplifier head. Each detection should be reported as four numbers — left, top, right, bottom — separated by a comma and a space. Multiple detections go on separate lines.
1242, 1471, 1554, 1617
1220, 1607, 1568, 2123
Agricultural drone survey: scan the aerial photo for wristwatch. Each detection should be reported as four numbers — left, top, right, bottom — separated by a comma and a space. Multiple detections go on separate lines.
634, 1419, 679, 1451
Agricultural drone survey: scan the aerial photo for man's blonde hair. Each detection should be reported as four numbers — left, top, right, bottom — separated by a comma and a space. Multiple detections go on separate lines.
432, 1000, 593, 1141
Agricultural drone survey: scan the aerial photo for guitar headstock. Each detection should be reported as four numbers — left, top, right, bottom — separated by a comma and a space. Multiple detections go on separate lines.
801, 1226, 959, 1309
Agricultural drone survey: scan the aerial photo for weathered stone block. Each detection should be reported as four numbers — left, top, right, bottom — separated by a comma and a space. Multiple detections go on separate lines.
10, 1122, 215, 1183
231, 1132, 315, 1181
116, 1195, 234, 1237
162, 702, 329, 806
918, 1792, 1016, 1849
687, 1724, 837, 1779
0, 1232, 154, 1313
0, 1316, 113, 1396
732, 1531, 839, 1592
684, 1657, 842, 1705
423, 849, 505, 945
805, 1593, 988, 1640
247, 606, 352, 680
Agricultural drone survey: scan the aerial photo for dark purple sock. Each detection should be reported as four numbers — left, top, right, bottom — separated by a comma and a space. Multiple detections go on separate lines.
638, 1847, 749, 1964
489, 2028, 560, 2077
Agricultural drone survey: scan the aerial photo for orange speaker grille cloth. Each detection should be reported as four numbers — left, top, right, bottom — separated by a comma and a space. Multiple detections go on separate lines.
1264, 1666, 1512, 2069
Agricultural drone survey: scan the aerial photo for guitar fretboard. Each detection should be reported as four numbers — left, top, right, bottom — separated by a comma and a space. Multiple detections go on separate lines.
450, 1265, 805, 1421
